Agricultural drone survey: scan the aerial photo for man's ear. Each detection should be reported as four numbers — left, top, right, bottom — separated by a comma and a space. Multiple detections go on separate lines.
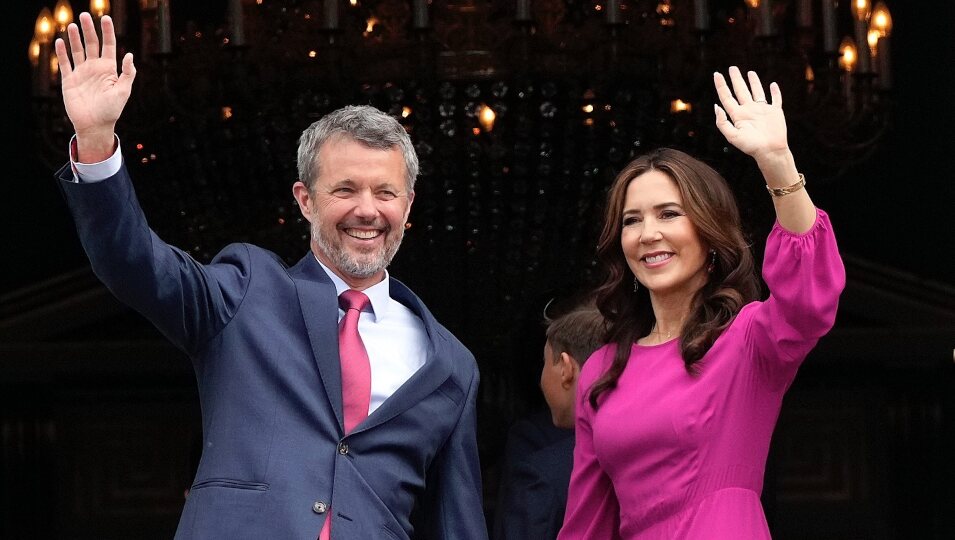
292, 181, 314, 223
403, 190, 415, 222
558, 352, 579, 389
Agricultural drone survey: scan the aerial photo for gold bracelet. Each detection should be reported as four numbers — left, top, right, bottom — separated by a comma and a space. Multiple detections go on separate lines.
766, 173, 806, 197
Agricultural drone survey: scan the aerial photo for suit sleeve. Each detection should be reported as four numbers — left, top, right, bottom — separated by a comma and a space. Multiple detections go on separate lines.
495, 457, 563, 540
418, 362, 489, 540
56, 162, 250, 356
557, 348, 622, 540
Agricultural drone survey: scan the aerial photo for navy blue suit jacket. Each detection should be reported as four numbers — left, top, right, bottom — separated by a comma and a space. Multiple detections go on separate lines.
58, 164, 488, 540
493, 411, 574, 540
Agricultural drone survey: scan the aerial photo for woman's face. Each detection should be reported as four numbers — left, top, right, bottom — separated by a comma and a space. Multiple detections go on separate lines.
620, 169, 709, 301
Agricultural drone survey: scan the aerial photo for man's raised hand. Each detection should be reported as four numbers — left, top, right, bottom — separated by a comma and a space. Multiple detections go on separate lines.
55, 12, 136, 162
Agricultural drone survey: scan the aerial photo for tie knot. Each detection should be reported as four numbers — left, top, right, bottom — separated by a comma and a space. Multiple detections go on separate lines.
339, 289, 370, 312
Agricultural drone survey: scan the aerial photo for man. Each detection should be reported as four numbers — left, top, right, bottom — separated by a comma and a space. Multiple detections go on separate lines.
493, 303, 605, 540
53, 13, 487, 539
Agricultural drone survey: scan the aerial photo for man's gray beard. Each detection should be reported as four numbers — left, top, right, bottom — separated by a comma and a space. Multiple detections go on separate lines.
312, 220, 403, 279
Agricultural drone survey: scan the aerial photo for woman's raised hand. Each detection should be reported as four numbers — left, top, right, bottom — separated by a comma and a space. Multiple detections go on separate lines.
713, 66, 789, 165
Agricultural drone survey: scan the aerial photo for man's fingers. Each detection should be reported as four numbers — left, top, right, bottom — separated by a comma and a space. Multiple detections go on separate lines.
101, 16, 117, 62
119, 52, 137, 90
79, 12, 100, 59
54, 38, 74, 79
67, 23, 85, 65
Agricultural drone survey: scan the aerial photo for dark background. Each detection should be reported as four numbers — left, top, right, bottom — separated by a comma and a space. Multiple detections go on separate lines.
4, 1, 952, 294
3, 1, 954, 539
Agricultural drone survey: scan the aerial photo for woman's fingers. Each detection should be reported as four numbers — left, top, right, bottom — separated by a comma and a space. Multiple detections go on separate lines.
747, 71, 767, 103
713, 72, 739, 118
770, 82, 782, 108
728, 66, 753, 104
713, 104, 736, 138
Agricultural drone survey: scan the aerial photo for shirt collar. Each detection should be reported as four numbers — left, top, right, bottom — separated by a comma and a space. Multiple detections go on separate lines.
315, 256, 390, 322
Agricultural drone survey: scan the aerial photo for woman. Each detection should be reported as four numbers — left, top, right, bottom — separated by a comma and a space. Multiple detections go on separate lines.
557, 67, 845, 539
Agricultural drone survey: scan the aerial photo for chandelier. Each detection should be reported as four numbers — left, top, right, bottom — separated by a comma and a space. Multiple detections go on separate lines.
27, 0, 894, 413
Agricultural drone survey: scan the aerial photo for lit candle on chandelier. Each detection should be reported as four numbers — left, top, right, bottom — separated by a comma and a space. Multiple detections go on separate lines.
53, 0, 73, 34
871, 2, 893, 89
852, 0, 871, 73
478, 104, 496, 132
33, 8, 55, 97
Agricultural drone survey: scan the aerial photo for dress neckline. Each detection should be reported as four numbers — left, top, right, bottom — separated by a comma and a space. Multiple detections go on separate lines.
633, 337, 679, 349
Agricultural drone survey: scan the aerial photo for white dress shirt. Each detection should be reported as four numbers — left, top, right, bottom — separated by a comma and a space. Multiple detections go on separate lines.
70, 136, 429, 415
316, 260, 428, 415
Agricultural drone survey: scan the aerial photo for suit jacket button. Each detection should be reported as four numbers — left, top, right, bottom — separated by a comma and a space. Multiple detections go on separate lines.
338, 442, 349, 455
312, 501, 328, 514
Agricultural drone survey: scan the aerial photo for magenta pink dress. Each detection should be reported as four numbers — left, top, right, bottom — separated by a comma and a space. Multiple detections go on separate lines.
558, 210, 845, 539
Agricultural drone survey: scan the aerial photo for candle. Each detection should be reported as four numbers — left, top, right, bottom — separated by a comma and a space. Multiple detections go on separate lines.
37, 41, 52, 97
854, 19, 871, 72
843, 67, 855, 112
158, 0, 171, 54
413, 0, 429, 29
605, 0, 621, 25
229, 0, 245, 45
822, 0, 837, 53
694, 0, 709, 31
323, 0, 339, 30
877, 36, 891, 89
516, 0, 531, 22
797, 0, 811, 28
113, 0, 126, 37
478, 105, 496, 132
757, 0, 774, 36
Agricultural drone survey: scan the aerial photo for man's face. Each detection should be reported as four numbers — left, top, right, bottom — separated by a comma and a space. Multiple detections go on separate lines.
294, 136, 414, 288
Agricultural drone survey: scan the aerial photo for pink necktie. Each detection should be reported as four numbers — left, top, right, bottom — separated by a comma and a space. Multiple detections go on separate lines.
338, 289, 372, 434
320, 290, 372, 540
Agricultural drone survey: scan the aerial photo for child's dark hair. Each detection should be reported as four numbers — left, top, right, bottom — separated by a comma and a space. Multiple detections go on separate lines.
544, 304, 606, 366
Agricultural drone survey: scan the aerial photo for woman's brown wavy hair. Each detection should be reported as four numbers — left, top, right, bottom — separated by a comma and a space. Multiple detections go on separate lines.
589, 148, 760, 409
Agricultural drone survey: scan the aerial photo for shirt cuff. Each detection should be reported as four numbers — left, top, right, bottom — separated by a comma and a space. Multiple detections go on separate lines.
68, 134, 123, 183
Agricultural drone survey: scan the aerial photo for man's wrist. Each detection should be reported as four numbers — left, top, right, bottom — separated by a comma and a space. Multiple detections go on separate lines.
75, 130, 118, 164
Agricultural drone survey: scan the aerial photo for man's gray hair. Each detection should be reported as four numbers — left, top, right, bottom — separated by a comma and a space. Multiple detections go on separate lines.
297, 105, 419, 191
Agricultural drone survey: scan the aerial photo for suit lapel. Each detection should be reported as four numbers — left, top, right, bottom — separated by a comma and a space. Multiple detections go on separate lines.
289, 258, 455, 435
289, 254, 344, 433
355, 277, 453, 433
